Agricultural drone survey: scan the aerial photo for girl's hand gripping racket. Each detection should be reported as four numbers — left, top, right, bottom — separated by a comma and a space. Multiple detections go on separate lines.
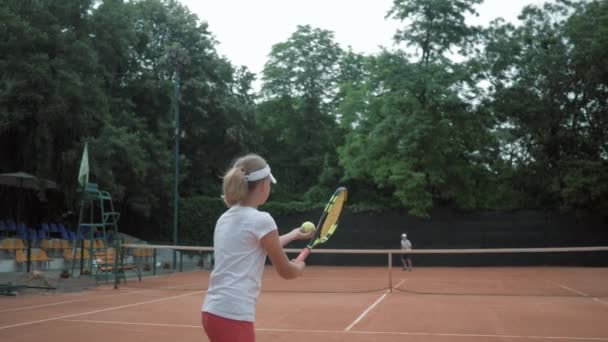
295, 187, 347, 262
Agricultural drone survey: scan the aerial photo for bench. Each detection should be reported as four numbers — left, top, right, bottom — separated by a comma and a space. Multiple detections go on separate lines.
94, 249, 141, 284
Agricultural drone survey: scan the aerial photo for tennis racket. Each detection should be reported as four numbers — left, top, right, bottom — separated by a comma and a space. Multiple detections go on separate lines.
295, 187, 347, 262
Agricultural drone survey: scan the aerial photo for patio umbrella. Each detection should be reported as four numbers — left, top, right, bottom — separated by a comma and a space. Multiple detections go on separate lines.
0, 172, 59, 222
0, 172, 58, 190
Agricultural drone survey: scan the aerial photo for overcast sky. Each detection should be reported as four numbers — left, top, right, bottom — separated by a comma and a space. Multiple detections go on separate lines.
179, 0, 547, 79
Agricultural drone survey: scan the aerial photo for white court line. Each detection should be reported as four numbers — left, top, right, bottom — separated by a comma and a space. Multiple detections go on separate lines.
121, 282, 208, 290
549, 281, 590, 297
167, 282, 207, 289
264, 276, 380, 281
61, 319, 608, 340
0, 289, 148, 313
65, 319, 199, 328
344, 293, 387, 331
594, 298, 608, 305
548, 282, 608, 306
0, 299, 83, 313
0, 290, 205, 331
393, 279, 406, 289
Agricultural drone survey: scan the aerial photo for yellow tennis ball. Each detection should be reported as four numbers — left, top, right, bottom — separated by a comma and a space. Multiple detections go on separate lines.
300, 221, 315, 233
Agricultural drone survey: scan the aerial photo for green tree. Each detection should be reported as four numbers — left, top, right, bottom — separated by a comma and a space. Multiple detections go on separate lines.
477, 0, 608, 215
0, 0, 260, 243
0, 0, 107, 200
101, 0, 257, 238
258, 25, 345, 200
339, 0, 495, 216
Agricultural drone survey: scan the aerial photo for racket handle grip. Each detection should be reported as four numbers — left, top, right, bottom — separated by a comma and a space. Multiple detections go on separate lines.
295, 248, 310, 262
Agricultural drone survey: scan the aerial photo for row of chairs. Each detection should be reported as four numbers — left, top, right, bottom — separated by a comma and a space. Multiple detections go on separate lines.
11, 248, 94, 271
0, 238, 26, 250
1, 238, 152, 259
14, 249, 53, 266
0, 237, 108, 251
0, 220, 37, 241
1, 237, 153, 253
40, 239, 107, 250
0, 219, 109, 242
0, 220, 69, 232
40, 223, 107, 240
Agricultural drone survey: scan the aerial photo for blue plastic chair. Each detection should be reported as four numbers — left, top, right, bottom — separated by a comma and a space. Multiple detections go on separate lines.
28, 228, 37, 241
58, 224, 68, 234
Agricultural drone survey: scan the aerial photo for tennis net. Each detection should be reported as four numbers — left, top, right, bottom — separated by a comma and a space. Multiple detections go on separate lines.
116, 243, 608, 297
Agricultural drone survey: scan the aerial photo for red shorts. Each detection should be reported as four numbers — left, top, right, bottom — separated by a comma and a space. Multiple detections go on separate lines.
202, 311, 255, 342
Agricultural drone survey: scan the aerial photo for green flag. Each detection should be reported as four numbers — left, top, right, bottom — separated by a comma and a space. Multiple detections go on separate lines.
78, 143, 89, 187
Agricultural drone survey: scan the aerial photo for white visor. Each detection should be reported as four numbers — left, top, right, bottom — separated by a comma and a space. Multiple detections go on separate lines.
245, 165, 277, 184
402, 234, 407, 238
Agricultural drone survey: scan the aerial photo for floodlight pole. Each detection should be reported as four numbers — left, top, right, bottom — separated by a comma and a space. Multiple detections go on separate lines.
168, 44, 188, 271
172, 53, 181, 271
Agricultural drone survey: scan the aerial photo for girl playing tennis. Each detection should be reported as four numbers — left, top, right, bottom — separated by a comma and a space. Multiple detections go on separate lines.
202, 154, 312, 342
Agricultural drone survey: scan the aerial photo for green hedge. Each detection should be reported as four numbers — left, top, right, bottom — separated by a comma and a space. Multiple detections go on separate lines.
179, 196, 323, 245
179, 196, 226, 246
179, 194, 392, 245
259, 200, 319, 217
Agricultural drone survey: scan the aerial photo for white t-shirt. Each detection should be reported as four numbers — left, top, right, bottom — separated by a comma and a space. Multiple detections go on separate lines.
401, 239, 412, 250
202, 205, 277, 322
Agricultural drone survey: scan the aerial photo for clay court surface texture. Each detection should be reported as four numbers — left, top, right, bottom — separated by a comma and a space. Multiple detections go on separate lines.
1, 266, 608, 342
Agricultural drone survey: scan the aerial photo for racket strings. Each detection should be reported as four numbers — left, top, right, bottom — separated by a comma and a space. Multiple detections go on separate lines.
319, 191, 346, 241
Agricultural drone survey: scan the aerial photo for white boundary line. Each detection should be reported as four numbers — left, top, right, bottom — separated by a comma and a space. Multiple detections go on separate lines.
61, 319, 608, 341
0, 290, 148, 313
0, 290, 205, 331
594, 298, 608, 305
549, 281, 590, 297
0, 270, 203, 314
393, 279, 406, 290
344, 293, 387, 331
548, 281, 608, 306
0, 299, 83, 313
121, 282, 209, 290
64, 319, 199, 328
263, 276, 385, 282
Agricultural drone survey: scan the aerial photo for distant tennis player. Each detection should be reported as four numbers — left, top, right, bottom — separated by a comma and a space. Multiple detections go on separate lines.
401, 233, 413, 271
202, 154, 313, 342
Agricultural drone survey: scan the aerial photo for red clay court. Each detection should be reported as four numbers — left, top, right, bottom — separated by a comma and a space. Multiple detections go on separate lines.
1, 265, 608, 342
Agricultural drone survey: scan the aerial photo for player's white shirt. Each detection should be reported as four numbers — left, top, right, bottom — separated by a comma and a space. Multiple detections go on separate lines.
202, 205, 277, 322
401, 239, 412, 250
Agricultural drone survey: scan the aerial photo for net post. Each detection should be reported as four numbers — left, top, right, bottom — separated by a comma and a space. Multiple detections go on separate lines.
113, 238, 120, 289
388, 251, 392, 293
153, 249, 157, 276
179, 250, 183, 272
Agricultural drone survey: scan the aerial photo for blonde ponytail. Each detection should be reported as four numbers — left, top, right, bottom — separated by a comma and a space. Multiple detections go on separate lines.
222, 167, 249, 206
222, 154, 270, 207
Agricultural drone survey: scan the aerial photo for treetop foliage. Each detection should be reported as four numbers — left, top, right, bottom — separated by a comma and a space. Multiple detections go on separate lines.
1, 0, 606, 242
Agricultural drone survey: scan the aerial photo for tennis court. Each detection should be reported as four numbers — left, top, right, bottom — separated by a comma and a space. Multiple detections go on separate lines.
2, 254, 608, 342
